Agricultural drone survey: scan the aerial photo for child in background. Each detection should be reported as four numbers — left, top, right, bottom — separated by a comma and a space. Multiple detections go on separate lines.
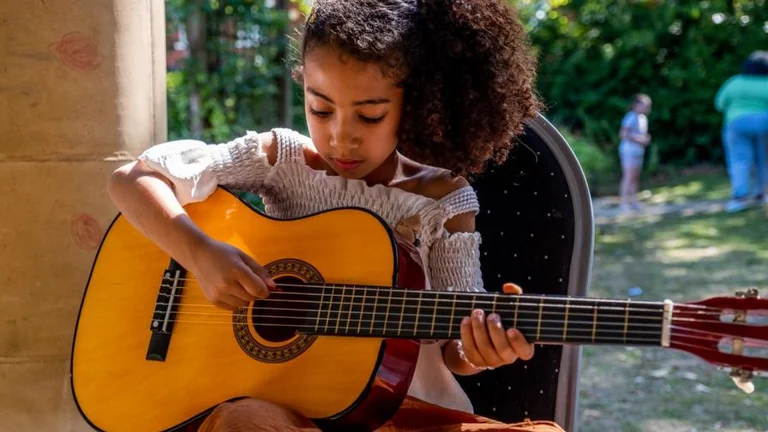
618, 94, 652, 212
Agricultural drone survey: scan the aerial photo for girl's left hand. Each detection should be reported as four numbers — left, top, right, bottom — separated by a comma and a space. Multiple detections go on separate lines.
458, 283, 535, 370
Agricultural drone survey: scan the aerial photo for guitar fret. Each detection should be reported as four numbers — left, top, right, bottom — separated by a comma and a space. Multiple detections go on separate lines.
397, 290, 405, 336
623, 301, 630, 343
335, 285, 344, 333
592, 303, 598, 343
370, 289, 379, 334
429, 294, 438, 337
384, 289, 393, 334
449, 293, 457, 338
491, 296, 498, 316
413, 291, 423, 334
323, 286, 334, 333
315, 285, 326, 332
563, 298, 570, 342
345, 286, 355, 333
536, 298, 544, 340
357, 288, 366, 334
513, 297, 520, 328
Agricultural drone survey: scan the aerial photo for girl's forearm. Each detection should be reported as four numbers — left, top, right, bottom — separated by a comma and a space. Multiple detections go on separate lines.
107, 161, 210, 270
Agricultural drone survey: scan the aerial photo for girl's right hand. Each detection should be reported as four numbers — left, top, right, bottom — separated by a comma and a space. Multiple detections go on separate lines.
189, 237, 276, 310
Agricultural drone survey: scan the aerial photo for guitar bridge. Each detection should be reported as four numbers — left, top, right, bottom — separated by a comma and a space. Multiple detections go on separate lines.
146, 259, 187, 362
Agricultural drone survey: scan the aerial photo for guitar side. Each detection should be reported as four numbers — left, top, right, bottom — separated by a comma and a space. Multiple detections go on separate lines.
70, 188, 421, 431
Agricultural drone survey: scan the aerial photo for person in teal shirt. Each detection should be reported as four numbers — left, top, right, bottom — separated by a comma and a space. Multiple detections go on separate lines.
715, 51, 768, 212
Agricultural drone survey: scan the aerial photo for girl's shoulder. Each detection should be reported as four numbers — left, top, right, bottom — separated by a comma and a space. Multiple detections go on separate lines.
395, 156, 470, 200
396, 159, 476, 233
255, 129, 327, 169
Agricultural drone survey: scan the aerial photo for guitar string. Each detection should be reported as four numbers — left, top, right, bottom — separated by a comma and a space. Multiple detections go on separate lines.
153, 298, 669, 322
144, 284, 724, 318
144, 288, 761, 323
145, 310, 768, 346
144, 278, 727, 313
143, 316, 768, 351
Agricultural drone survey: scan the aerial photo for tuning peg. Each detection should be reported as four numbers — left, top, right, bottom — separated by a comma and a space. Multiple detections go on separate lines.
729, 368, 755, 394
735, 288, 759, 299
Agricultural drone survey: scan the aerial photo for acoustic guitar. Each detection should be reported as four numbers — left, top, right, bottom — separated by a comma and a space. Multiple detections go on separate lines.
70, 187, 768, 432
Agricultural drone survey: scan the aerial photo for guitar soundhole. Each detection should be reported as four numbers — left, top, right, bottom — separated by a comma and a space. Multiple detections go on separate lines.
232, 258, 321, 363
252, 275, 310, 343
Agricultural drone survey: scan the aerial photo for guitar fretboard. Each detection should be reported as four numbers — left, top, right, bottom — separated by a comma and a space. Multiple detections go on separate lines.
259, 284, 665, 346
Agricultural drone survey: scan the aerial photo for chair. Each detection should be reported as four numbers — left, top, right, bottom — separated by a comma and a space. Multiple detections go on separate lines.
456, 113, 594, 432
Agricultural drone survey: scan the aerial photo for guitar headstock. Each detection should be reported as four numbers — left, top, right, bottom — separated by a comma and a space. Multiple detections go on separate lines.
672, 288, 768, 393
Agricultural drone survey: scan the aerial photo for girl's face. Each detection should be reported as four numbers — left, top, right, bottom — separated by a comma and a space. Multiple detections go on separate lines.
635, 100, 652, 115
302, 45, 404, 180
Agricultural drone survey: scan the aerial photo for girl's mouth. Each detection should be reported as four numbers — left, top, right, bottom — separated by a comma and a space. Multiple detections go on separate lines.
333, 159, 362, 171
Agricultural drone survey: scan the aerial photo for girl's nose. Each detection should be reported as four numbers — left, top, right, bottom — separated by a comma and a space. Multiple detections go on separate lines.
330, 119, 361, 150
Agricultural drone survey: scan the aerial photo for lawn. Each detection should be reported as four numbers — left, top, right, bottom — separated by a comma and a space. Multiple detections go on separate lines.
638, 167, 734, 205
577, 174, 768, 432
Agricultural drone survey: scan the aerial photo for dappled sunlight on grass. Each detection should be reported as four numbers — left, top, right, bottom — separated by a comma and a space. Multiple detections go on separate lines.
646, 180, 710, 204
657, 237, 690, 250
662, 246, 725, 261
639, 419, 698, 432
596, 232, 633, 245
660, 266, 690, 278
581, 344, 768, 431
641, 169, 732, 205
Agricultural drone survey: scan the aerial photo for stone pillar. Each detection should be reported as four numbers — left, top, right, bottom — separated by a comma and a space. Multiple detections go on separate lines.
0, 1, 166, 429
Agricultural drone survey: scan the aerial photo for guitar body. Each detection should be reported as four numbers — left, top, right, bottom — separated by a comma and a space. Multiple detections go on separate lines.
70, 188, 423, 431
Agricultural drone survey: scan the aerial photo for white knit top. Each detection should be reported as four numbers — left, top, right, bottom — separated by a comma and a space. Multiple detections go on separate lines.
138, 128, 486, 413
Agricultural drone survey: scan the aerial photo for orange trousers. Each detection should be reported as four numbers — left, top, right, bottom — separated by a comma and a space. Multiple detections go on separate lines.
197, 396, 566, 432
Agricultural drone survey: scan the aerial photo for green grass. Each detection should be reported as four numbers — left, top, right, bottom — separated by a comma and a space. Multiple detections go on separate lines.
640, 167, 733, 205
589, 165, 734, 202
578, 192, 768, 431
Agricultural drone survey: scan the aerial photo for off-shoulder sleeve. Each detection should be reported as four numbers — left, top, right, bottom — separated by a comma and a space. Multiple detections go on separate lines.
428, 231, 485, 292
137, 131, 271, 205
427, 185, 485, 292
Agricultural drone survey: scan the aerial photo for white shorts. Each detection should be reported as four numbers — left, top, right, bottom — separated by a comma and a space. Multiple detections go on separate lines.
619, 142, 645, 168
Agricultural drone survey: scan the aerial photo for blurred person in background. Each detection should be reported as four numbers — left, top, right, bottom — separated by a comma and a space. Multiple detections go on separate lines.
715, 50, 768, 213
618, 94, 652, 212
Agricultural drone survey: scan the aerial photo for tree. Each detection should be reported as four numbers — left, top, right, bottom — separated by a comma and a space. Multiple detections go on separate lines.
522, 0, 768, 166
165, 0, 310, 143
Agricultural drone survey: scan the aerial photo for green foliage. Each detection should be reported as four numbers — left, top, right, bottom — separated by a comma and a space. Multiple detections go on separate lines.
166, 0, 767, 171
523, 0, 768, 167
558, 128, 616, 187
166, 0, 309, 143
236, 190, 266, 211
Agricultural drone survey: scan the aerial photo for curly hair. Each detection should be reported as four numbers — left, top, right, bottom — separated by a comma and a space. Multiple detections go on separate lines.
293, 0, 539, 176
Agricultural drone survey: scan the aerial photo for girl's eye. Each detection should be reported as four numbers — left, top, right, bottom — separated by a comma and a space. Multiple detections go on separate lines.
360, 115, 385, 124
309, 107, 331, 118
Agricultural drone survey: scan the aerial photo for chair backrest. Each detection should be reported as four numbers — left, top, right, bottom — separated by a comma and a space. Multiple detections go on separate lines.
458, 114, 594, 432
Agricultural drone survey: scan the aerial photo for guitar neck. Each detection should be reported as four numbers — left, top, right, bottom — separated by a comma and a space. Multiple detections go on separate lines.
270, 285, 668, 347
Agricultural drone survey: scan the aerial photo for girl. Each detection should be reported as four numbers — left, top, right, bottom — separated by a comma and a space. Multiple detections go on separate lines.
107, 0, 564, 431
618, 94, 652, 212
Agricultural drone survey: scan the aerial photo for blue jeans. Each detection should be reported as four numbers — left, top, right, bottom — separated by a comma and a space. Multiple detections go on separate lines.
722, 113, 768, 200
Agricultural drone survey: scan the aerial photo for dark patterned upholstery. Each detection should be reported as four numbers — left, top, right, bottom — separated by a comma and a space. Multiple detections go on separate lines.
457, 114, 594, 432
